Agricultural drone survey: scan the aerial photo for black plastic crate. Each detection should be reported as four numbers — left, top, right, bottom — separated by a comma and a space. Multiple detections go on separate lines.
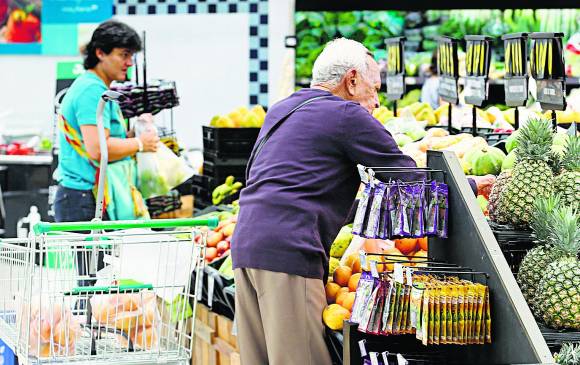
538, 323, 580, 353
202, 126, 260, 157
484, 132, 512, 144
203, 150, 250, 166
203, 161, 247, 184
488, 221, 535, 274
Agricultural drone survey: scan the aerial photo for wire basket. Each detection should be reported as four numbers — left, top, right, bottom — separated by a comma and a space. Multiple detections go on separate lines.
0, 218, 216, 365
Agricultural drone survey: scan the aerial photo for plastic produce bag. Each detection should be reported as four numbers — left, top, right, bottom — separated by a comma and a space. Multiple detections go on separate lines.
17, 298, 81, 358
135, 115, 194, 199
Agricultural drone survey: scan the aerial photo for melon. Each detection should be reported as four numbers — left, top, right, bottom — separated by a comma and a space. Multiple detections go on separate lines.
470, 146, 506, 176
501, 150, 517, 171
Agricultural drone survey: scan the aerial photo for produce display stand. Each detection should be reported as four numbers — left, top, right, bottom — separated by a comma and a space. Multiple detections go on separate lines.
342, 150, 553, 365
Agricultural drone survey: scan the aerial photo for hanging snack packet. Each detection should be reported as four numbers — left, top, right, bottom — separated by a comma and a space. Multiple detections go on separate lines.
352, 182, 373, 236
458, 284, 466, 345
428, 284, 435, 345
402, 185, 414, 237
386, 184, 399, 239
399, 284, 410, 334
467, 284, 476, 344
420, 284, 430, 345
433, 284, 441, 345
377, 184, 391, 239
391, 184, 405, 237
437, 183, 449, 238
451, 285, 459, 344
358, 283, 380, 332
440, 285, 447, 344
485, 286, 492, 344
446, 284, 453, 344
412, 184, 425, 237
475, 284, 485, 345
380, 279, 393, 335
410, 283, 425, 332
364, 183, 388, 238
351, 272, 377, 324
366, 281, 387, 334
425, 181, 439, 236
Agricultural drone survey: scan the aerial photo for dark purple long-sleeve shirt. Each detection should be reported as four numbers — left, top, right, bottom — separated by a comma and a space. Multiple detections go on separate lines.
231, 88, 423, 281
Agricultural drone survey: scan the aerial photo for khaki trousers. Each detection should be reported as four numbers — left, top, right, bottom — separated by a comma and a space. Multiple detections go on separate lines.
234, 268, 332, 365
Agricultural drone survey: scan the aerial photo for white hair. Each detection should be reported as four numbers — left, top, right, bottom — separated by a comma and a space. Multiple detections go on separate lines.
310, 38, 371, 87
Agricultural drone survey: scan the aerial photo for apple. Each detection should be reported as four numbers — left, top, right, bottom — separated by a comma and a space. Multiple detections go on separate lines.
216, 241, 229, 255
205, 247, 218, 262
207, 231, 223, 248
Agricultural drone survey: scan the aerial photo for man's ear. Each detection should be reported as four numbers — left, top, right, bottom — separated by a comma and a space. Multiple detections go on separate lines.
346, 69, 358, 95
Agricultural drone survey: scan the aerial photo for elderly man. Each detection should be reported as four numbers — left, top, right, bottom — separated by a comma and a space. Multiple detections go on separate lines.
231, 38, 490, 365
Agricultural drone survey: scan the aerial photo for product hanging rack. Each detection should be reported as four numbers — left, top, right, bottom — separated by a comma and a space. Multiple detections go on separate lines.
501, 33, 529, 129
436, 36, 460, 134
463, 35, 493, 137
384, 37, 407, 117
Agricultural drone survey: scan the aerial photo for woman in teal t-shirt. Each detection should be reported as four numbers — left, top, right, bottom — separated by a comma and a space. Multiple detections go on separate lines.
55, 21, 159, 286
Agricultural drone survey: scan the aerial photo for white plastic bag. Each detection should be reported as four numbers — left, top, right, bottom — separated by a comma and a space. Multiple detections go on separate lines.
135, 115, 194, 199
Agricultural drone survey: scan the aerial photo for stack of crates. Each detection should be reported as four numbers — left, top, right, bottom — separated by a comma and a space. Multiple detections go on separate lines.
193, 126, 260, 210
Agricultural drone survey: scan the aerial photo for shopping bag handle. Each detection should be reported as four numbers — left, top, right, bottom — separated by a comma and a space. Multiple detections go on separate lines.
33, 217, 219, 234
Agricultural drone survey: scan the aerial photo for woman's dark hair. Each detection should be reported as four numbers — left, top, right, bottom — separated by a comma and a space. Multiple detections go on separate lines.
83, 21, 142, 70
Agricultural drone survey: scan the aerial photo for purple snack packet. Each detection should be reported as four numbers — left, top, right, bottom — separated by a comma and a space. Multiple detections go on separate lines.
399, 184, 414, 237
412, 183, 426, 237
425, 181, 439, 236
351, 272, 377, 324
437, 183, 449, 238
392, 183, 407, 237
386, 183, 399, 239
352, 182, 373, 236
364, 182, 387, 238
377, 184, 391, 239
366, 280, 387, 335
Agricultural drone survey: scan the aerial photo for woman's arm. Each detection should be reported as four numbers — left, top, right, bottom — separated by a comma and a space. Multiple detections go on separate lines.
80, 125, 158, 162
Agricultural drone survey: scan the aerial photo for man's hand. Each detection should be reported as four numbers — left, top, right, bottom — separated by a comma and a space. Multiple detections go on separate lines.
469, 174, 496, 197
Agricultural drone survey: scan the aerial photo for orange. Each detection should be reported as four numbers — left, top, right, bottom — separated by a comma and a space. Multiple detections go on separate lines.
333, 266, 352, 287
381, 247, 404, 271
417, 237, 428, 251
325, 282, 341, 304
336, 290, 350, 306
335, 287, 349, 303
344, 253, 362, 273
395, 238, 418, 255
323, 304, 350, 330
341, 292, 356, 311
348, 273, 361, 292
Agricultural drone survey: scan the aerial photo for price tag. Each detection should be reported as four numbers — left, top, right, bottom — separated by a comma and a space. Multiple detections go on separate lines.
370, 260, 379, 278
504, 77, 528, 107
394, 263, 404, 284
438, 75, 458, 104
397, 353, 409, 365
358, 339, 367, 357
207, 274, 215, 307
464, 76, 487, 106
370, 352, 379, 365
386, 74, 405, 100
359, 251, 367, 268
536, 80, 567, 111
382, 351, 390, 364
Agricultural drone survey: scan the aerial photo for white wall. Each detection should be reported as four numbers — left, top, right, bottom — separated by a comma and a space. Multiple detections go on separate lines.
268, 0, 295, 105
0, 1, 296, 150
115, 14, 249, 150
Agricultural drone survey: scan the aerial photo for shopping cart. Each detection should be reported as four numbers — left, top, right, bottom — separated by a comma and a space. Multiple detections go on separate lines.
0, 89, 218, 364
0, 217, 217, 365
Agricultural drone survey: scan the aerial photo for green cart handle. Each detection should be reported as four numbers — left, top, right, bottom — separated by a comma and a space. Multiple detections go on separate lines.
64, 283, 154, 296
33, 217, 219, 235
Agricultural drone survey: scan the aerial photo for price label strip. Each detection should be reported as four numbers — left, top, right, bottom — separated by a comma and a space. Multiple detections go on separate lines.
502, 33, 529, 107
436, 37, 459, 104
464, 36, 491, 106
530, 33, 567, 111
385, 37, 406, 101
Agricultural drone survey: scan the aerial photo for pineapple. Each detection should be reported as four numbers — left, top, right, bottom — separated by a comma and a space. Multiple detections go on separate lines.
517, 195, 562, 311
488, 170, 512, 223
534, 206, 580, 330
554, 342, 580, 365
554, 135, 580, 210
497, 118, 554, 227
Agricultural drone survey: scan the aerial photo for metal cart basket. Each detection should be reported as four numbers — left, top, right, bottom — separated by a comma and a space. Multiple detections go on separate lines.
0, 216, 217, 365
